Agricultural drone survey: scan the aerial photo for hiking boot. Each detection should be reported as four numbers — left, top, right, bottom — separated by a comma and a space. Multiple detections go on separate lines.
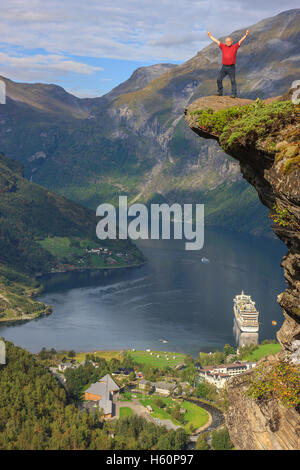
230, 95, 237, 98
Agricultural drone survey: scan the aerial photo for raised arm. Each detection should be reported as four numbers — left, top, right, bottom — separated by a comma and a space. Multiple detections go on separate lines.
239, 29, 250, 46
207, 32, 220, 46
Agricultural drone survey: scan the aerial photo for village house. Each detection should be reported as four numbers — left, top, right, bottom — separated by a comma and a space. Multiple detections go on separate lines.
138, 379, 176, 396
106, 257, 118, 264
84, 374, 120, 418
198, 361, 256, 389
154, 381, 176, 396
138, 379, 154, 392
87, 247, 104, 254
112, 367, 134, 376
58, 361, 79, 372
199, 369, 230, 389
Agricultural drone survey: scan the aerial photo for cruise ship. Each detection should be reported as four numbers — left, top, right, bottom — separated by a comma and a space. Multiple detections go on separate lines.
233, 291, 259, 333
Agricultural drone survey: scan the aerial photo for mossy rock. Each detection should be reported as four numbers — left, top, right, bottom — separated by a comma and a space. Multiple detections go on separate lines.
275, 141, 289, 151
283, 145, 299, 159
282, 155, 300, 174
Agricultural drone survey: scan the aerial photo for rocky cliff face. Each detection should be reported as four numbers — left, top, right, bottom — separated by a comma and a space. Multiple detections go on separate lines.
185, 90, 300, 450
225, 357, 300, 450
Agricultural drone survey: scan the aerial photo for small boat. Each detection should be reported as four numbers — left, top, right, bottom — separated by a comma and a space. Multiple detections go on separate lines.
159, 339, 168, 343
201, 257, 210, 264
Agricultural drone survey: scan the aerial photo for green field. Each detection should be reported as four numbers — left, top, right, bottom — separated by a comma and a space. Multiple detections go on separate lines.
61, 349, 184, 367
139, 396, 175, 421
138, 396, 209, 432
74, 350, 124, 363
244, 343, 281, 361
39, 236, 84, 258
129, 350, 186, 368
182, 402, 209, 430
119, 407, 134, 418
39, 236, 131, 269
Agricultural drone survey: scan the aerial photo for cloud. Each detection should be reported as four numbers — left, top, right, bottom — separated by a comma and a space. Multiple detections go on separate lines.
1, 1, 299, 62
150, 32, 205, 49
0, 52, 102, 82
0, 1, 299, 93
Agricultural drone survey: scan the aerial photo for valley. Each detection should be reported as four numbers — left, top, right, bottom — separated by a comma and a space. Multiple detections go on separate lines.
1, 10, 299, 236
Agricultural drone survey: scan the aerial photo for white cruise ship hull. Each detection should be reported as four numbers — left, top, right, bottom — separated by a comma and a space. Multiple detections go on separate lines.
234, 310, 259, 333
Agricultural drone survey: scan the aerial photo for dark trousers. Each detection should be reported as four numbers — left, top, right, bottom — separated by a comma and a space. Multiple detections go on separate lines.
217, 64, 237, 96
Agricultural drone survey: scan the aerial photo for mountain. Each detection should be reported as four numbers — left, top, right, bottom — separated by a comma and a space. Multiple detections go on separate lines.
1, 76, 90, 118
102, 63, 178, 102
0, 153, 144, 322
0, 9, 299, 236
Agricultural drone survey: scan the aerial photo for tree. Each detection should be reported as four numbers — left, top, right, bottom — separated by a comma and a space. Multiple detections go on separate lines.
144, 381, 153, 394
38, 347, 49, 360
223, 344, 236, 357
174, 428, 188, 449
211, 428, 233, 450
121, 351, 135, 368
109, 358, 121, 372
153, 397, 165, 409
128, 371, 135, 381
199, 350, 225, 366
68, 350, 76, 359
157, 435, 173, 450
184, 354, 194, 365
196, 381, 216, 400
195, 434, 209, 450
1, 341, 189, 450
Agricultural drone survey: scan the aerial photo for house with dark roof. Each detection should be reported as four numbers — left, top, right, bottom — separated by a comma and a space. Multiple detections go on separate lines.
138, 379, 155, 392
154, 381, 176, 396
58, 361, 79, 372
84, 374, 120, 418
112, 367, 134, 376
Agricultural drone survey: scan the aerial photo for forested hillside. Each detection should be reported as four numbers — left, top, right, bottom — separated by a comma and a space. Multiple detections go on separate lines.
0, 341, 188, 450
0, 153, 144, 322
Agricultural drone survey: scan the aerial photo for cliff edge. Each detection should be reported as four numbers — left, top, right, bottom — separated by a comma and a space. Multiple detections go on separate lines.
184, 89, 300, 449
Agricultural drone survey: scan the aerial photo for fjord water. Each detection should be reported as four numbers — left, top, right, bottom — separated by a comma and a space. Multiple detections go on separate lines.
0, 228, 286, 356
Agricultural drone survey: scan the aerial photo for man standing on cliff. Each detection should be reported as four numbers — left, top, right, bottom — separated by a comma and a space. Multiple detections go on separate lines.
207, 30, 250, 98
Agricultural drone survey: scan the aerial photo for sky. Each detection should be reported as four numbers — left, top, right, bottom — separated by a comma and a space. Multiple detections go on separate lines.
0, 1, 299, 97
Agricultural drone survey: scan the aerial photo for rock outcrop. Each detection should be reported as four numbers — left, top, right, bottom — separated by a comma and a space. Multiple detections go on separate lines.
225, 357, 300, 450
185, 90, 300, 450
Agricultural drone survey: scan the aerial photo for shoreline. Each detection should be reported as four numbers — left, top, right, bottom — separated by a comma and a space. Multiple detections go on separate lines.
0, 262, 146, 326
0, 306, 52, 326
36, 260, 147, 278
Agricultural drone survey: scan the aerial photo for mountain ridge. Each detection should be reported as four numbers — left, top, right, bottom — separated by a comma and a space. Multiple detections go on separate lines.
0, 9, 299, 237
0, 152, 144, 323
